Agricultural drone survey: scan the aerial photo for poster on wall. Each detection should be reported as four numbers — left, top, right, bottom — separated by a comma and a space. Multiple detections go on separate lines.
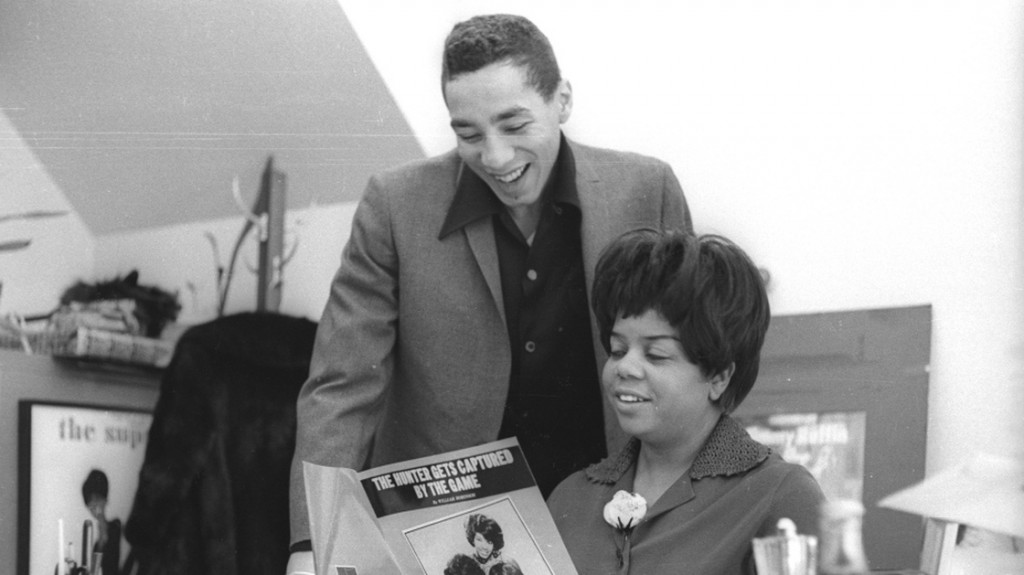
739, 411, 867, 502
18, 401, 152, 575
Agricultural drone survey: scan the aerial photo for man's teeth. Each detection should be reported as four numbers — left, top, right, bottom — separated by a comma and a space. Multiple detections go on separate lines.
494, 165, 526, 183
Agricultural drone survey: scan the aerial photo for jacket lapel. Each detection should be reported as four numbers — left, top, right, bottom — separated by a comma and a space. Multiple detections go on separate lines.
464, 216, 506, 328
572, 142, 611, 295
571, 142, 628, 451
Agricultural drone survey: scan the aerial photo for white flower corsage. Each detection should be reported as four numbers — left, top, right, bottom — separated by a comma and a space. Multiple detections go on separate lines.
603, 490, 647, 567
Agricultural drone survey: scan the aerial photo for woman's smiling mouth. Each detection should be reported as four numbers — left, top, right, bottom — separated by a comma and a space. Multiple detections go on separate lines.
615, 392, 650, 404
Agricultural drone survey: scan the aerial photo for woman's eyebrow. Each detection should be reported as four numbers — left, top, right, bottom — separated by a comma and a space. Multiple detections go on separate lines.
609, 331, 679, 342
449, 118, 475, 129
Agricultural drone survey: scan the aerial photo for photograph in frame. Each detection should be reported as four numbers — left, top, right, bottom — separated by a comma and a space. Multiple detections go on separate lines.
18, 400, 152, 575
740, 410, 867, 502
404, 496, 554, 575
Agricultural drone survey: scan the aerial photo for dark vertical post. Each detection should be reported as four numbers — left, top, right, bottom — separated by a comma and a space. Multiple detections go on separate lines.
256, 156, 286, 312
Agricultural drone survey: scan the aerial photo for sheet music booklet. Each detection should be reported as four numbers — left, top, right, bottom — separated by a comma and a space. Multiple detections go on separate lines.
303, 437, 578, 575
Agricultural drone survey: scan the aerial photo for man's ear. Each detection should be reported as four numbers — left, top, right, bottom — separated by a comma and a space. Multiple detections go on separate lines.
708, 363, 736, 402
557, 79, 573, 124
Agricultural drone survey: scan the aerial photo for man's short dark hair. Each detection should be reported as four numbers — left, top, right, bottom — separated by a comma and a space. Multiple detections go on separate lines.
591, 229, 771, 413
442, 14, 562, 100
82, 468, 109, 504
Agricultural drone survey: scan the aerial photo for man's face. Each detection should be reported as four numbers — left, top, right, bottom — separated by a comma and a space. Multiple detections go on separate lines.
444, 62, 572, 210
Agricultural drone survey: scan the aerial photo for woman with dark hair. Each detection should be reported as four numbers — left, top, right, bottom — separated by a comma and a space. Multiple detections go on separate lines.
548, 230, 824, 574
444, 553, 485, 575
82, 468, 125, 575
488, 562, 524, 575
463, 513, 518, 571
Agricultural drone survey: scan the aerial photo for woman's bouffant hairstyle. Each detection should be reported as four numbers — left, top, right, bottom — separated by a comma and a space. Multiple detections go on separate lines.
464, 513, 505, 551
441, 14, 562, 101
591, 229, 770, 413
82, 468, 109, 504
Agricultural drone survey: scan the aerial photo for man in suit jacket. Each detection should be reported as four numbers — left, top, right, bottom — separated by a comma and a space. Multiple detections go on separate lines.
287, 13, 691, 571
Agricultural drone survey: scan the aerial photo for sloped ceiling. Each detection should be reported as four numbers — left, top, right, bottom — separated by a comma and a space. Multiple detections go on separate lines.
0, 0, 424, 235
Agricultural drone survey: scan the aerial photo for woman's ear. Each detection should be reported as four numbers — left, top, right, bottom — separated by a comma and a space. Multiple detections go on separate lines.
708, 363, 736, 402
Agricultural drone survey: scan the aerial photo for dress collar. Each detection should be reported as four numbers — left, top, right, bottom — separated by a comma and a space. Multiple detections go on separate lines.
585, 415, 771, 485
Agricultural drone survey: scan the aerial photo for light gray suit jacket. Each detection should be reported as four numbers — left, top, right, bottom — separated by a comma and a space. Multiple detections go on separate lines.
289, 139, 691, 543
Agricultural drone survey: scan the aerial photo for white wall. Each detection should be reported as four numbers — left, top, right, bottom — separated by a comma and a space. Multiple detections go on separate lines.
0, 111, 94, 317
96, 1, 1024, 477
339, 0, 1024, 473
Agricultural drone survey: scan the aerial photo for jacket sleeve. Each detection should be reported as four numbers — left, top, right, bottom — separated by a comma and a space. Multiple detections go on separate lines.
660, 162, 693, 233
289, 173, 400, 545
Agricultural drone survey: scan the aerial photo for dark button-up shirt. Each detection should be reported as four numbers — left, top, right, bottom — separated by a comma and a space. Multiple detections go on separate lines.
442, 135, 606, 496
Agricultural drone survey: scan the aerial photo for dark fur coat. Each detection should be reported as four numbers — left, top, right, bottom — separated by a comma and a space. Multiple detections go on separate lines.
125, 313, 316, 575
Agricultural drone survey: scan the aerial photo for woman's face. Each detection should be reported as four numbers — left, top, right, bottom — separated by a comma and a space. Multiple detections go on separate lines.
85, 495, 107, 520
602, 309, 728, 447
472, 532, 494, 561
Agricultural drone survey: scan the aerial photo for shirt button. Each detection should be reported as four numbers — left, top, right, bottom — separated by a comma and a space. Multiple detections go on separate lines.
525, 341, 536, 353
526, 269, 538, 281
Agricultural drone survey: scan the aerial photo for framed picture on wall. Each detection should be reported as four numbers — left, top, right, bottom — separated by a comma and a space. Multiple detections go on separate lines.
17, 400, 152, 575
739, 411, 867, 502
732, 305, 932, 571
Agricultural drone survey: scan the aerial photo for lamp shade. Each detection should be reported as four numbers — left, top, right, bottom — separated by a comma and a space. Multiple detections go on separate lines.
877, 452, 1024, 539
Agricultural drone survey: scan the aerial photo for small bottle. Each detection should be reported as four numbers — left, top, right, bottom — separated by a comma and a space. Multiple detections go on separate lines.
818, 499, 869, 574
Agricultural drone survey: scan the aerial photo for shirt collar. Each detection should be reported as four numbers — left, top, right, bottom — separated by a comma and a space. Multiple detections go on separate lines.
439, 133, 578, 239
584, 415, 772, 485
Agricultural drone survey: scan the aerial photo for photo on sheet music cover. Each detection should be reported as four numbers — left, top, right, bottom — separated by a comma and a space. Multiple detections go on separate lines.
404, 497, 552, 574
